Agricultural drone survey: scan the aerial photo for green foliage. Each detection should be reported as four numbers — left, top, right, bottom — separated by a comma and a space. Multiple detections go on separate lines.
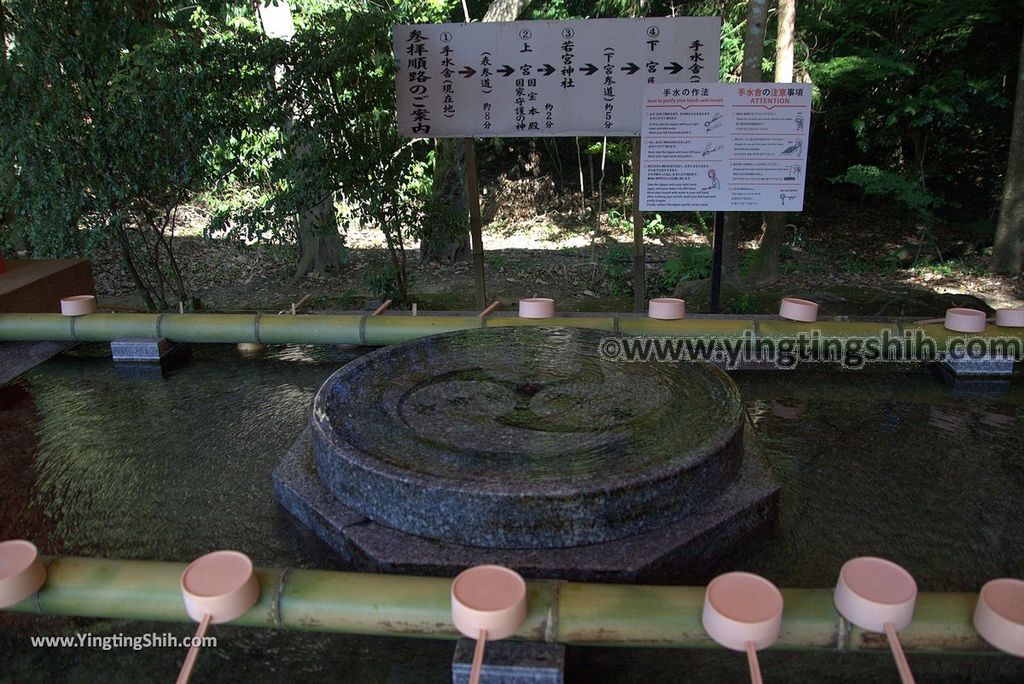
600, 242, 633, 295
831, 165, 939, 220
0, 0, 262, 308
360, 259, 404, 301
731, 293, 757, 314
211, 1, 445, 300
913, 259, 986, 279
662, 245, 712, 289
606, 209, 677, 239
805, 0, 1018, 218
840, 253, 873, 274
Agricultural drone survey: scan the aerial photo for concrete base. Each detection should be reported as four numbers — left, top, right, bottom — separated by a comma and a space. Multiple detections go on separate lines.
110, 338, 191, 378
0, 259, 94, 313
452, 638, 564, 684
941, 354, 1014, 377
934, 364, 1011, 398
272, 427, 779, 583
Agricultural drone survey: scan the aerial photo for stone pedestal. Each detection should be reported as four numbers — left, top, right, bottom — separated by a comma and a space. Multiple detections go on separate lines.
110, 338, 191, 377
941, 353, 1014, 377
274, 327, 779, 582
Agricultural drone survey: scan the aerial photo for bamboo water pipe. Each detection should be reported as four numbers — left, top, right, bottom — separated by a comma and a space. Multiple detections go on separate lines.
0, 556, 1002, 655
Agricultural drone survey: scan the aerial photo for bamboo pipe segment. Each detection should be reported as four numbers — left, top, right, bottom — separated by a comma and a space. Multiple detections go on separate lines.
177, 551, 260, 684
3, 312, 1013, 357
0, 540, 46, 609
702, 572, 783, 684
834, 557, 918, 684
0, 556, 1007, 652
371, 299, 393, 316
478, 300, 501, 318
451, 565, 528, 684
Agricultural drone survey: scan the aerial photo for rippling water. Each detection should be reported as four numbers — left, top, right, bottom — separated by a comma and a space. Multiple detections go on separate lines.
1, 344, 1023, 682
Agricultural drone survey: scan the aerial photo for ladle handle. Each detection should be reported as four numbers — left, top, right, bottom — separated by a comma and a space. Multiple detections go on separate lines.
175, 613, 211, 684
883, 622, 916, 684
745, 641, 764, 684
469, 629, 488, 684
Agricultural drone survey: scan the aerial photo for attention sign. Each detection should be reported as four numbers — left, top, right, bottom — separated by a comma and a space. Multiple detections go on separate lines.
394, 18, 721, 138
640, 82, 812, 211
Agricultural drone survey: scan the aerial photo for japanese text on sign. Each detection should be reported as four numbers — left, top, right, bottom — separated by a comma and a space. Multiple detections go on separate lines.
395, 18, 721, 138
640, 83, 812, 211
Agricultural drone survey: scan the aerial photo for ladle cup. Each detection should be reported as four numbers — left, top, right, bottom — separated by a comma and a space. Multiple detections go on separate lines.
648, 298, 686, 320
702, 572, 784, 684
834, 557, 917, 684
943, 307, 986, 333
779, 297, 818, 322
518, 298, 554, 319
451, 565, 528, 684
0, 540, 46, 608
177, 550, 260, 684
973, 578, 1024, 657
60, 295, 97, 316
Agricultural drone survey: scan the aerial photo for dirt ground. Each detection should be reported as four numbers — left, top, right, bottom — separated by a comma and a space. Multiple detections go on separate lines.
89, 186, 1023, 316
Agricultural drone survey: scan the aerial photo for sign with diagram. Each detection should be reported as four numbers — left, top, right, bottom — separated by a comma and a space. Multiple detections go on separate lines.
394, 18, 721, 138
639, 82, 812, 211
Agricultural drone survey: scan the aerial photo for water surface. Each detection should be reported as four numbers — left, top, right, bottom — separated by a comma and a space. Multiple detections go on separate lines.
1, 344, 1022, 682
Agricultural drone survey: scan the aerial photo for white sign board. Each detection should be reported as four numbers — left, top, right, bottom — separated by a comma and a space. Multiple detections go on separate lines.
640, 83, 811, 211
394, 18, 720, 137
258, 1, 296, 41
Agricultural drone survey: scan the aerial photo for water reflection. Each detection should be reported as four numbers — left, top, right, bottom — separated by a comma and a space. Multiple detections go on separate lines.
0, 346, 1022, 682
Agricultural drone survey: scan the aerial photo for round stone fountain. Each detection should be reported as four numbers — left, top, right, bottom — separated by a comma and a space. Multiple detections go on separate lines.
275, 326, 778, 582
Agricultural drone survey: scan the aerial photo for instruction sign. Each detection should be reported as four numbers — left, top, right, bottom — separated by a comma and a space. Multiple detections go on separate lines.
639, 83, 812, 211
394, 18, 720, 137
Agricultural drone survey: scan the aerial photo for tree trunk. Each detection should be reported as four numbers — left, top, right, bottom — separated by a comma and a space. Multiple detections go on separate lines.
748, 0, 797, 284
992, 26, 1024, 275
422, 139, 471, 263
294, 193, 345, 280
259, 0, 346, 281
482, 0, 533, 22
421, 0, 533, 264
719, 0, 770, 286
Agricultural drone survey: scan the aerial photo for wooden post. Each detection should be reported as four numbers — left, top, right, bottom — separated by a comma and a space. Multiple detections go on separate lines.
463, 138, 487, 309
631, 137, 645, 313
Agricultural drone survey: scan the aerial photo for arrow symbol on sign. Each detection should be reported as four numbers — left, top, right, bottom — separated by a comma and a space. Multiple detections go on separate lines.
663, 61, 684, 74
539, 64, 556, 76
580, 63, 599, 76
620, 62, 640, 75
497, 65, 515, 77
458, 66, 476, 78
